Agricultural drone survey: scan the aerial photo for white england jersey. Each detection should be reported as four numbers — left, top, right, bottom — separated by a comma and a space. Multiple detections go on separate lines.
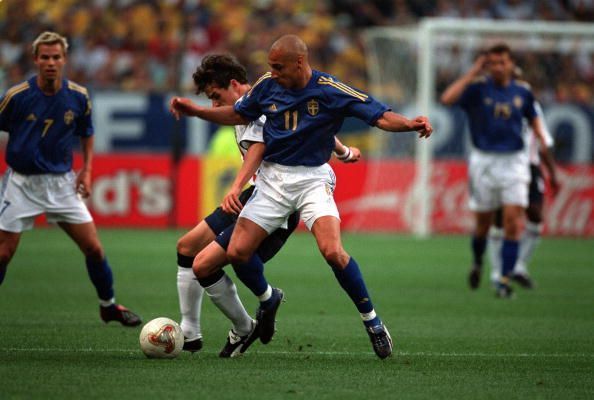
233, 95, 266, 185
234, 115, 266, 158
524, 101, 554, 166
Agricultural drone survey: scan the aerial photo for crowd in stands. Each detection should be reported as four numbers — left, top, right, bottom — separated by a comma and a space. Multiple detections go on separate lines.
1, 0, 593, 104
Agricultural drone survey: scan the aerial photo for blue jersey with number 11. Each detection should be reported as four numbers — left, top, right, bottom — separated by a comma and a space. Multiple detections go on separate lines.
234, 70, 389, 166
0, 77, 93, 174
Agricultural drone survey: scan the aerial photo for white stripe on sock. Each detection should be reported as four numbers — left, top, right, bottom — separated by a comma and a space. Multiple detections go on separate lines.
258, 285, 272, 302
360, 310, 376, 322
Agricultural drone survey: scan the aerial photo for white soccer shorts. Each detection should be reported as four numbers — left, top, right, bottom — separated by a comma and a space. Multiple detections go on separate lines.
468, 150, 530, 212
0, 169, 93, 232
239, 161, 340, 233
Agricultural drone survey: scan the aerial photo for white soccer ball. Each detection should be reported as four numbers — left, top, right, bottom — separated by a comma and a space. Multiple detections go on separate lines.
139, 317, 184, 359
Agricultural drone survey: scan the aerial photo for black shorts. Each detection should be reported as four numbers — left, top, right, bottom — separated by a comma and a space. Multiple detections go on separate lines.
204, 186, 256, 235
528, 164, 545, 206
214, 211, 300, 263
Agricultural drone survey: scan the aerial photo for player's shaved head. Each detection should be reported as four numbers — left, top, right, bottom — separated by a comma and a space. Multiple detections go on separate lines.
268, 34, 312, 89
270, 35, 308, 60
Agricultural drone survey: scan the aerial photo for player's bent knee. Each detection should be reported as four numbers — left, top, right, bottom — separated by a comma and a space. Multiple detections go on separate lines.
192, 254, 210, 279
0, 247, 15, 266
176, 236, 192, 255
83, 243, 104, 261
192, 262, 205, 279
227, 246, 250, 266
320, 246, 348, 269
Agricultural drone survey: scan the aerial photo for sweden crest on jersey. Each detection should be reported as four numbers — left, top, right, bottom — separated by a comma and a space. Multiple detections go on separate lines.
307, 99, 319, 116
64, 110, 75, 125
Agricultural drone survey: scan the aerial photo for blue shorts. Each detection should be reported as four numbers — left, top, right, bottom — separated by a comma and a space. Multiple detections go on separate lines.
214, 211, 299, 263
204, 186, 256, 235
205, 185, 299, 263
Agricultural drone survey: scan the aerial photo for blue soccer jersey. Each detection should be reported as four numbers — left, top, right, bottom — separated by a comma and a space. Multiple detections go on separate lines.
458, 77, 537, 152
0, 77, 93, 174
234, 70, 389, 166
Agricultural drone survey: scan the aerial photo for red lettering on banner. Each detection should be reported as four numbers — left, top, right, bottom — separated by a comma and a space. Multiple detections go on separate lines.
73, 154, 200, 228
0, 154, 592, 234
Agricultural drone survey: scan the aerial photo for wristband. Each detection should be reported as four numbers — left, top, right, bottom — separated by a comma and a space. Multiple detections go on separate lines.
336, 147, 352, 161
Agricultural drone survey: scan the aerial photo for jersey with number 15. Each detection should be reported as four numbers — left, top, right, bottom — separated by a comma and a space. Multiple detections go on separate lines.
0, 77, 93, 174
235, 70, 389, 167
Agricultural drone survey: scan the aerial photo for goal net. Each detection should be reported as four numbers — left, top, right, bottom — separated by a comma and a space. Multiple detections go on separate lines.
363, 18, 594, 236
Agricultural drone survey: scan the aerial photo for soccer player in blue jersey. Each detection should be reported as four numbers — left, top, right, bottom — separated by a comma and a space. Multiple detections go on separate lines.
173, 54, 362, 357
0, 32, 141, 326
441, 43, 556, 298
488, 98, 559, 289
171, 34, 432, 359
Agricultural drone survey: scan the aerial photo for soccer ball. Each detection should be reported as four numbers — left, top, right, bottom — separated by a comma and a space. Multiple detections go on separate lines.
139, 317, 184, 359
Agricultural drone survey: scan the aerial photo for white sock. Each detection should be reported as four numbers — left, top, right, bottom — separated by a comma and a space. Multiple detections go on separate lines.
99, 297, 115, 307
177, 266, 204, 340
258, 285, 272, 302
487, 226, 503, 284
515, 221, 542, 275
204, 273, 253, 337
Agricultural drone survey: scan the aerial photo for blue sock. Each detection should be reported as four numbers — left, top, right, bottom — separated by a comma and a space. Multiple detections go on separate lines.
85, 257, 114, 301
501, 239, 519, 280
331, 257, 380, 327
471, 236, 487, 267
232, 254, 269, 298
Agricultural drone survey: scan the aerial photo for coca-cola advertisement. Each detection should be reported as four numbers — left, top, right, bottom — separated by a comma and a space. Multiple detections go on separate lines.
332, 160, 594, 236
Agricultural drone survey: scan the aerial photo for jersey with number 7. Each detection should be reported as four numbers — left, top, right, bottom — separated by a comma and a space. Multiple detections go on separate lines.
0, 77, 93, 174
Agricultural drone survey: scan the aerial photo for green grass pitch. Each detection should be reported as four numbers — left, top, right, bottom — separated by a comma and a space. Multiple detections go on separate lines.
1, 229, 592, 399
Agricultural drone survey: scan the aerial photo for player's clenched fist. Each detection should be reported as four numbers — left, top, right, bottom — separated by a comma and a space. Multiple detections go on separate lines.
412, 116, 433, 138
169, 97, 200, 120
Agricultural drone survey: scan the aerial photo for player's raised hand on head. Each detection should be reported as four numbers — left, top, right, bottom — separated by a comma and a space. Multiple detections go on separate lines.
470, 54, 487, 77
221, 187, 243, 215
169, 97, 199, 120
412, 116, 433, 138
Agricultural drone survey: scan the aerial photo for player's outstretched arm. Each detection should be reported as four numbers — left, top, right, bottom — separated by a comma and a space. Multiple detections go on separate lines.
333, 137, 361, 163
169, 97, 249, 126
440, 55, 485, 105
221, 142, 266, 215
375, 112, 433, 138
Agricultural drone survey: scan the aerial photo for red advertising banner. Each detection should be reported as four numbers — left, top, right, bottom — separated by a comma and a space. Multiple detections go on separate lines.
0, 154, 200, 228
332, 160, 594, 236
77, 154, 200, 227
0, 154, 592, 235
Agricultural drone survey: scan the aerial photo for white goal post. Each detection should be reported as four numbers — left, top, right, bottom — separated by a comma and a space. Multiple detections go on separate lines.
364, 18, 594, 237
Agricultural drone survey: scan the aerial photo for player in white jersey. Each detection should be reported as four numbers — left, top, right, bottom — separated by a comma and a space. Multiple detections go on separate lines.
488, 100, 559, 287
173, 54, 361, 356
